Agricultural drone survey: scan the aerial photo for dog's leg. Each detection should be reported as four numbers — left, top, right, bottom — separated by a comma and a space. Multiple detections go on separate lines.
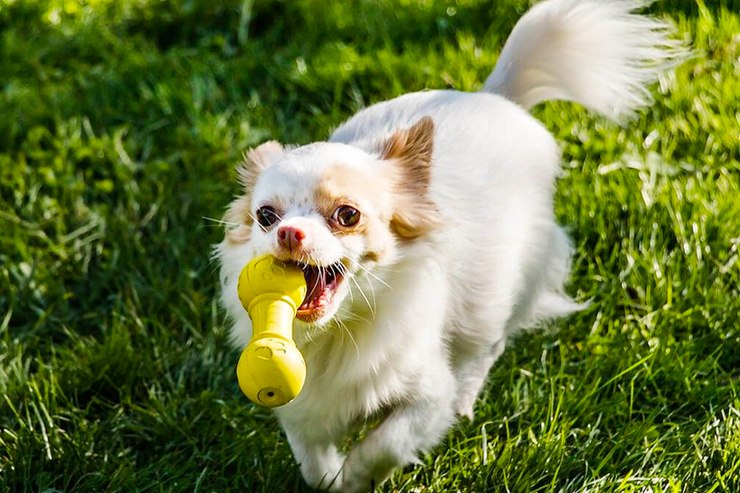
282, 424, 345, 491
341, 368, 456, 493
452, 339, 506, 420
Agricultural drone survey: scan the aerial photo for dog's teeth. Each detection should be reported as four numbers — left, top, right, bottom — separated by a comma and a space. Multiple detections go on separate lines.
294, 262, 343, 317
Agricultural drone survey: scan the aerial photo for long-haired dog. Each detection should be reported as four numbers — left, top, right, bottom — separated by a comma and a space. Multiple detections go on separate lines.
216, 1, 684, 491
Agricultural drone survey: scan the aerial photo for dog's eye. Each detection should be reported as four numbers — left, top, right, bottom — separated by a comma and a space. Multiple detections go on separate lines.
255, 206, 280, 228
333, 205, 361, 227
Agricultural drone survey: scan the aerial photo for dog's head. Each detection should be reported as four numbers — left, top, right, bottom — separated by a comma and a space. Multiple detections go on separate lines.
221, 117, 440, 325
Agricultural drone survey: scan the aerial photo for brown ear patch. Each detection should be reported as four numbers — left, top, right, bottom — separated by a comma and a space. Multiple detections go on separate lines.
380, 116, 435, 166
236, 140, 284, 191
379, 117, 442, 240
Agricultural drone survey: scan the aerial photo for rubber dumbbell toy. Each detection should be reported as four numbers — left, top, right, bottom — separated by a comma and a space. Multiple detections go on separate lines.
235, 254, 307, 407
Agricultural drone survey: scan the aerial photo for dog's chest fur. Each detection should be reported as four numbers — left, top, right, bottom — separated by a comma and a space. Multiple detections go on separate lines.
277, 253, 450, 436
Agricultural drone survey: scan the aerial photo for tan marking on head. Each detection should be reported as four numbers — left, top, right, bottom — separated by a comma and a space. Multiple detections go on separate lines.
315, 163, 396, 261
379, 116, 442, 239
314, 164, 388, 224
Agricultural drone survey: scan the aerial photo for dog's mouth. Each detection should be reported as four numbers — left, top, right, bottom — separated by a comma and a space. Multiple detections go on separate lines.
292, 262, 345, 323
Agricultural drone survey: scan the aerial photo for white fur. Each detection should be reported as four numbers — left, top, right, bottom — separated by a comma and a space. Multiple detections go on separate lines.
483, 0, 685, 120
215, 1, 684, 491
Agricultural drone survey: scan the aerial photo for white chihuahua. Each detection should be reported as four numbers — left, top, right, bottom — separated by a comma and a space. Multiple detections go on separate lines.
216, 0, 683, 491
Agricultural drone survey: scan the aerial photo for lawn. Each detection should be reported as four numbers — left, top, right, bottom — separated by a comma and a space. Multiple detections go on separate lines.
1, 0, 740, 491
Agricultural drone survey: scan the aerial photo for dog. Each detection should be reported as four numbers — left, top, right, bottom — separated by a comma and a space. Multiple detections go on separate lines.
215, 0, 684, 491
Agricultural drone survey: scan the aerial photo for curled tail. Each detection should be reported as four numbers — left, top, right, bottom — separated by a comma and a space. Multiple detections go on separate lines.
483, 0, 687, 121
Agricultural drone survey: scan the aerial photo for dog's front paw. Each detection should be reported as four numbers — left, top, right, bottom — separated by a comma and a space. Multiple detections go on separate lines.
341, 443, 398, 493
310, 469, 343, 492
453, 391, 477, 421
300, 457, 344, 492
289, 441, 344, 491
340, 453, 373, 493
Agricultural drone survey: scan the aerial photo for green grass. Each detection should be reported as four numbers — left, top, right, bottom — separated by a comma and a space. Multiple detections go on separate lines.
1, 0, 739, 491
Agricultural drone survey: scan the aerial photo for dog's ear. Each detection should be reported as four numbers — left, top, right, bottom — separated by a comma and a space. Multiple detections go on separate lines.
380, 116, 442, 239
236, 140, 284, 191
224, 141, 284, 245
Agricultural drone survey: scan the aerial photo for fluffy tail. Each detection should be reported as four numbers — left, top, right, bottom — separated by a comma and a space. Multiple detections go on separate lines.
483, 0, 686, 121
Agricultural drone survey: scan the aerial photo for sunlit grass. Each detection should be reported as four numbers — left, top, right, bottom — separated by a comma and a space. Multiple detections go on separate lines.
1, 0, 739, 491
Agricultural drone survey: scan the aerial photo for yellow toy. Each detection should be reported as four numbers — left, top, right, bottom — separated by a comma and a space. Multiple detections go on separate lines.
236, 255, 308, 407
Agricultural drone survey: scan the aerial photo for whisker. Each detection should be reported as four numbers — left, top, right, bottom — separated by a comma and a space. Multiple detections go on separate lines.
334, 315, 359, 359
350, 276, 375, 318
245, 212, 267, 232
359, 273, 377, 312
302, 326, 314, 344
203, 216, 240, 227
332, 313, 346, 345
347, 280, 355, 304
357, 263, 391, 290
331, 262, 354, 303
336, 308, 372, 325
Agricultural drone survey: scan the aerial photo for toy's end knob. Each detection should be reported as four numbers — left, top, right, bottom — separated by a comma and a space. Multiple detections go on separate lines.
236, 337, 306, 407
257, 388, 285, 406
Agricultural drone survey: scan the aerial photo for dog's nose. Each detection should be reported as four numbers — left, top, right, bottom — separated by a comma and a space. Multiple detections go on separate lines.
277, 226, 305, 251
